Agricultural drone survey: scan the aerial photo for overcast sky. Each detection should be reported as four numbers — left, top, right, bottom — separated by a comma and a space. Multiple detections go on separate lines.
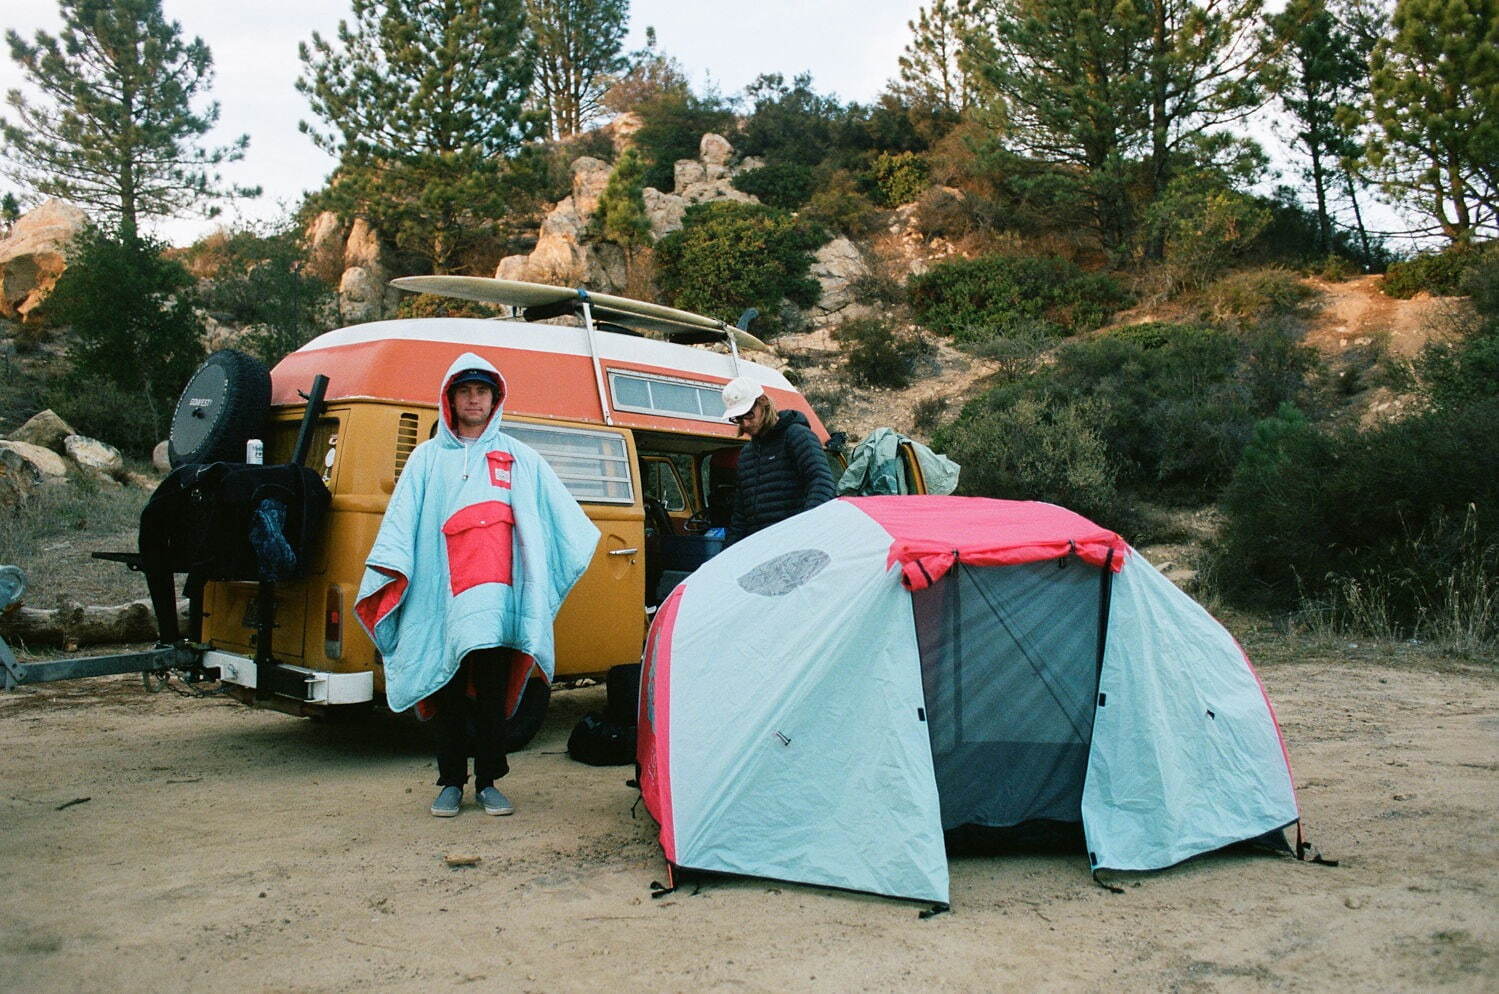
1, 0, 919, 245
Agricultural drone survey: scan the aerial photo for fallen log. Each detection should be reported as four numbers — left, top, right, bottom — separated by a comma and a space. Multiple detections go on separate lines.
0, 597, 190, 648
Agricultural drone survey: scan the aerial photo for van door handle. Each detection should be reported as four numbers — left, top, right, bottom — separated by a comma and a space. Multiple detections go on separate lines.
609, 548, 639, 556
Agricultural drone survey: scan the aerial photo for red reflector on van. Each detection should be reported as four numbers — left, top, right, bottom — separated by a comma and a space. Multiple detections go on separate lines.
325, 586, 344, 661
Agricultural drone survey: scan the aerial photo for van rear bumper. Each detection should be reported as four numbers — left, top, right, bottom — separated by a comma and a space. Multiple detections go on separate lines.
207, 650, 374, 704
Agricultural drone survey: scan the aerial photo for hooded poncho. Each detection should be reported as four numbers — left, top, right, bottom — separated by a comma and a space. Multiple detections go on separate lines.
354, 352, 600, 714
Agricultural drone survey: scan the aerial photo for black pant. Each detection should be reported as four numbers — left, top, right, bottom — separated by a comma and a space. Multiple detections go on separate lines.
434, 648, 511, 789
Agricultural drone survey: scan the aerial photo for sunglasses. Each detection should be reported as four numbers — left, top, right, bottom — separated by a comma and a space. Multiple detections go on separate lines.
730, 411, 754, 425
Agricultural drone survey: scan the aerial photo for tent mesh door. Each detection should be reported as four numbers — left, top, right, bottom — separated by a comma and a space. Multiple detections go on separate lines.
912, 560, 1103, 830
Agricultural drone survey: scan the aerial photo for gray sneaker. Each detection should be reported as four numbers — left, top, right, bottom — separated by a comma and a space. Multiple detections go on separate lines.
477, 786, 514, 816
430, 785, 462, 817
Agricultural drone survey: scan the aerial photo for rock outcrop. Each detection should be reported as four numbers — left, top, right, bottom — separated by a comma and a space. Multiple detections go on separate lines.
302, 211, 401, 323
0, 199, 88, 320
495, 134, 764, 292
808, 237, 873, 327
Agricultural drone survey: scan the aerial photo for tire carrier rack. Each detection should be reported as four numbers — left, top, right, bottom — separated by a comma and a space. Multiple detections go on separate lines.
0, 375, 329, 694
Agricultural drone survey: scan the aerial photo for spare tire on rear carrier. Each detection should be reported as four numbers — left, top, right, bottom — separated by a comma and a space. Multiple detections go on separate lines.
168, 350, 271, 467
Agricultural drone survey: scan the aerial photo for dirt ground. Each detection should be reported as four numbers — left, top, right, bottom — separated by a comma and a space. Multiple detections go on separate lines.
1, 641, 1494, 993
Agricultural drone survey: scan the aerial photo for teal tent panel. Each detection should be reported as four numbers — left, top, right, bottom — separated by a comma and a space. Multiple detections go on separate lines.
1082, 552, 1298, 871
667, 501, 949, 903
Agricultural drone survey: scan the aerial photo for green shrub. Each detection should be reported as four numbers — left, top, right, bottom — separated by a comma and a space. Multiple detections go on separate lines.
801, 169, 883, 238
1103, 321, 1214, 350
1209, 399, 1499, 649
43, 378, 163, 461
933, 395, 1125, 530
43, 227, 205, 456
1309, 254, 1360, 281
835, 318, 930, 389
1203, 268, 1318, 324
393, 293, 502, 320
949, 322, 1311, 505
1411, 255, 1499, 410
1383, 243, 1496, 298
908, 253, 1129, 345
731, 162, 816, 210
913, 395, 949, 434
1149, 177, 1272, 292
654, 202, 823, 337
197, 228, 336, 366
869, 151, 927, 207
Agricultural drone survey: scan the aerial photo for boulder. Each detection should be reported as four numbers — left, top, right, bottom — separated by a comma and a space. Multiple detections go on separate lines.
0, 440, 69, 478
63, 434, 124, 475
570, 157, 612, 218
674, 159, 707, 192
606, 111, 644, 153
152, 440, 171, 473
338, 265, 386, 323
700, 133, 733, 167
0, 199, 88, 320
494, 254, 534, 282
8, 408, 75, 452
0, 445, 41, 507
303, 210, 346, 283
643, 188, 687, 239
343, 217, 386, 273
809, 237, 872, 318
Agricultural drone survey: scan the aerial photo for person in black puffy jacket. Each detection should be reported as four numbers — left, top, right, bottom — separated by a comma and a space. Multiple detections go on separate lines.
721, 376, 836, 545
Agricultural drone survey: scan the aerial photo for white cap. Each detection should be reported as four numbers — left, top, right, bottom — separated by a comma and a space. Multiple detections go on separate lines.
721, 376, 764, 420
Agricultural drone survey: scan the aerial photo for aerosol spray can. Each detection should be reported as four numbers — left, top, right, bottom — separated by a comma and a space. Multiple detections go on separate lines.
246, 438, 264, 465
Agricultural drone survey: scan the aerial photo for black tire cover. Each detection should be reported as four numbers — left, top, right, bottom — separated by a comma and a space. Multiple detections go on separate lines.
168, 350, 272, 467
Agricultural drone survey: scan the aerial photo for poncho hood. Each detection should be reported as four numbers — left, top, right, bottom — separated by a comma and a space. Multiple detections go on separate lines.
437, 352, 510, 447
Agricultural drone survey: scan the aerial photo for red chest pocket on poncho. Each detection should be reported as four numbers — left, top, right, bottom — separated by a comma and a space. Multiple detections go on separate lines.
486, 450, 514, 489
441, 500, 514, 595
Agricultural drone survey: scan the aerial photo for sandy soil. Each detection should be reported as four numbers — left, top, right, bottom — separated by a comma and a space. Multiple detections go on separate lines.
2, 644, 1494, 993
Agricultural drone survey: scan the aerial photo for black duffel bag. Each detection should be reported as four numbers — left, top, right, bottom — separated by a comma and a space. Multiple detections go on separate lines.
567, 712, 637, 766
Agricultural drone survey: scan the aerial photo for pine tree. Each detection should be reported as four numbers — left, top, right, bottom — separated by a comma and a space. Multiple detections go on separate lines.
593, 146, 650, 291
2, 0, 251, 242
1264, 0, 1371, 253
970, 0, 1269, 256
297, 0, 540, 272
895, 0, 982, 115
966, 0, 1154, 250
525, 0, 630, 139
1367, 0, 1499, 244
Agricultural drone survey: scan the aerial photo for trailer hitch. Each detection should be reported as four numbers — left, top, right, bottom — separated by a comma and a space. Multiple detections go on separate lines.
0, 635, 205, 692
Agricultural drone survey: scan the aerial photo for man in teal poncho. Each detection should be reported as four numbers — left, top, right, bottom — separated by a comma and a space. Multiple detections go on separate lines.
355, 352, 599, 818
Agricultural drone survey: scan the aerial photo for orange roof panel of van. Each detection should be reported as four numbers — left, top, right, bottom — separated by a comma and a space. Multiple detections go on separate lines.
272, 318, 827, 439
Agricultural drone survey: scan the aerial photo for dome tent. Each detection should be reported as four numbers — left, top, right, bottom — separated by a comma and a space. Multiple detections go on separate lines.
636, 496, 1301, 905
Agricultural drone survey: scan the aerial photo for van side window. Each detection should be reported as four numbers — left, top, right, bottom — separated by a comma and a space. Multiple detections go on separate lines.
609, 371, 727, 424
502, 422, 634, 504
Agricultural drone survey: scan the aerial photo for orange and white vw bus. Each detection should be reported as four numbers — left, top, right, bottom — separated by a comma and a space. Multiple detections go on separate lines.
186, 280, 854, 740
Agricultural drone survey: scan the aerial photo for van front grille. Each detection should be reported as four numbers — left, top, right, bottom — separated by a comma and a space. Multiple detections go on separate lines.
394, 413, 420, 479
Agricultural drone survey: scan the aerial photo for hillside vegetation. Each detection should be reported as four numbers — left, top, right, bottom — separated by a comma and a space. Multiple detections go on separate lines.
1, 0, 1496, 654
